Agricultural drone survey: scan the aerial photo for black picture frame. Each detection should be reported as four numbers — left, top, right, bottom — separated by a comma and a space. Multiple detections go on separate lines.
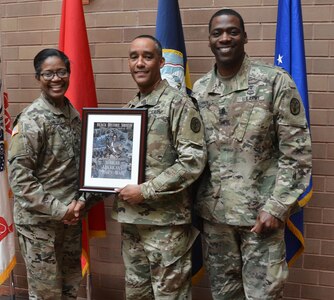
79, 108, 147, 192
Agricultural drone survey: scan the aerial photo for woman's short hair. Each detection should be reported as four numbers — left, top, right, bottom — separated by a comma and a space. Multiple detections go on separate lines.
34, 48, 70, 77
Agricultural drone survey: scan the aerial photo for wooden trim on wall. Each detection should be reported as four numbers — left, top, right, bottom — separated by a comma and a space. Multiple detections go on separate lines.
82, 0, 89, 5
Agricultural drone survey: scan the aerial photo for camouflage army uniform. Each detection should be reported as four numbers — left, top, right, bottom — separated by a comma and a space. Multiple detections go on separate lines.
8, 93, 83, 299
192, 55, 312, 299
112, 80, 206, 299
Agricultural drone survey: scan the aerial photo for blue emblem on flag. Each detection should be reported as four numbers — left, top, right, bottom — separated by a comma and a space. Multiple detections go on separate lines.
161, 49, 186, 92
155, 0, 192, 95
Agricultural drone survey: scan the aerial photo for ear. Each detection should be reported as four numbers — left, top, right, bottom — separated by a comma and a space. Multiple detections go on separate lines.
159, 56, 165, 68
244, 32, 248, 44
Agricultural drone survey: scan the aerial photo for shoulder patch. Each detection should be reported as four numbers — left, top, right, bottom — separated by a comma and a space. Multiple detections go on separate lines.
190, 117, 201, 133
290, 98, 301, 116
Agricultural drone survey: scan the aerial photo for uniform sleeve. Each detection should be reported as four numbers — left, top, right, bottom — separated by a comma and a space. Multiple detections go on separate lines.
8, 117, 68, 220
141, 97, 207, 199
261, 72, 312, 222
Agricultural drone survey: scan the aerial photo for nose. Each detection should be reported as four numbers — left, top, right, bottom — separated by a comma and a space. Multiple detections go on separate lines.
51, 73, 62, 81
136, 56, 145, 67
219, 32, 231, 43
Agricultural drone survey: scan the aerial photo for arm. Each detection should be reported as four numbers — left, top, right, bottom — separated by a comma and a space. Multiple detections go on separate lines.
118, 95, 206, 203
8, 117, 69, 220
141, 96, 207, 200
260, 72, 312, 224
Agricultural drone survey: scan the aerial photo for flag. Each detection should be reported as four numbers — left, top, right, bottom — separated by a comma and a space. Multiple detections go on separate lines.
155, 0, 204, 283
0, 84, 16, 284
155, 0, 192, 95
274, 0, 313, 266
59, 0, 106, 276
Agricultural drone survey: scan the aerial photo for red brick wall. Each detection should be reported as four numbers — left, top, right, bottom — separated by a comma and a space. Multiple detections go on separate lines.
0, 1, 333, 299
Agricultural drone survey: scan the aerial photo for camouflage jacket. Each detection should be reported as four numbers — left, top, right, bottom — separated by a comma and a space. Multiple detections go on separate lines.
112, 80, 206, 225
8, 94, 82, 225
192, 55, 312, 225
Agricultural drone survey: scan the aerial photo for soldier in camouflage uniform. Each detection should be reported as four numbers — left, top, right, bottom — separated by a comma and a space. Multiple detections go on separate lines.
192, 9, 312, 299
8, 49, 86, 299
112, 35, 207, 299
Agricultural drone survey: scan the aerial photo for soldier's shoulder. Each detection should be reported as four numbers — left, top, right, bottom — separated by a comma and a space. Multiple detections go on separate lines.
17, 98, 49, 125
250, 59, 289, 77
22, 98, 49, 118
164, 84, 195, 106
193, 70, 213, 90
164, 83, 186, 99
248, 59, 296, 88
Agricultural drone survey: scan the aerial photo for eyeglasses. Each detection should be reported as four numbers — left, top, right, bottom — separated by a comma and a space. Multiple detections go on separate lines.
39, 69, 69, 81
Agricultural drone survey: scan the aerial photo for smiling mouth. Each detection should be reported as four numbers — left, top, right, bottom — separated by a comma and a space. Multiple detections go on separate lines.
134, 71, 149, 77
50, 85, 64, 91
218, 47, 232, 54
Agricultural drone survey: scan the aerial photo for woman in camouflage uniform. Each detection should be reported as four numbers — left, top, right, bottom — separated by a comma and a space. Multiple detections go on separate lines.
8, 49, 85, 299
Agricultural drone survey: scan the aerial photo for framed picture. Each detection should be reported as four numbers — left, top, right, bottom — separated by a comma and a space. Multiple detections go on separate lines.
79, 108, 147, 193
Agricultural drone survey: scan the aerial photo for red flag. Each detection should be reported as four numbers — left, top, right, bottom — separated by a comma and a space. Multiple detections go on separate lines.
59, 0, 106, 276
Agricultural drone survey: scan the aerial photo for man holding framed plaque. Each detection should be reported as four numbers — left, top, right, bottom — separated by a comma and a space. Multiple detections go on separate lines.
112, 35, 207, 299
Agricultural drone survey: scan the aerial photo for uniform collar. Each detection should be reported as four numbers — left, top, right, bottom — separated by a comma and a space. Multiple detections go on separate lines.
39, 93, 80, 121
207, 54, 251, 96
128, 79, 169, 108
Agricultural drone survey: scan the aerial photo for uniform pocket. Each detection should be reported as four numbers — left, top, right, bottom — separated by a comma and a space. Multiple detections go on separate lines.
233, 102, 254, 142
233, 102, 274, 150
268, 239, 288, 284
49, 124, 74, 162
146, 116, 176, 164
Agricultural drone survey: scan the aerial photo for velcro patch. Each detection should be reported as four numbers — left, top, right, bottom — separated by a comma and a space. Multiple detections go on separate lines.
290, 98, 301, 116
190, 117, 201, 133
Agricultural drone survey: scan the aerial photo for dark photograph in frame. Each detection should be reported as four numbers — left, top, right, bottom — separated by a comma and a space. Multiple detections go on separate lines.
79, 108, 147, 192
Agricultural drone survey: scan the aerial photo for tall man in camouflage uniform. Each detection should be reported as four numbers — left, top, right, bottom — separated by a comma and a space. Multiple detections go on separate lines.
192, 9, 312, 299
112, 35, 207, 299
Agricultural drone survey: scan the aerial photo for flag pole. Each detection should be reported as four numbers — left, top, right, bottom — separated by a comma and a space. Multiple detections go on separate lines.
86, 266, 92, 300
9, 270, 16, 300
59, 2, 107, 286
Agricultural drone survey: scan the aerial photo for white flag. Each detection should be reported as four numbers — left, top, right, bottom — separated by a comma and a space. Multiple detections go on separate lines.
0, 82, 16, 284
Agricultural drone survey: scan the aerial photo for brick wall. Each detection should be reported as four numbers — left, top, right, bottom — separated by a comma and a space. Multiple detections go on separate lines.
1, 0, 333, 299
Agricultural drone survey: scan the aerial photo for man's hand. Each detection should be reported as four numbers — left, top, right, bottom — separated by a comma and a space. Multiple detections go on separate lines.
251, 211, 284, 234
62, 200, 77, 223
74, 200, 85, 218
116, 184, 144, 205
62, 200, 85, 225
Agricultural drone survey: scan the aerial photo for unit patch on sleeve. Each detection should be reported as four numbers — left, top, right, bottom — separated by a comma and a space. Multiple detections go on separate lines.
190, 117, 201, 133
290, 98, 301, 116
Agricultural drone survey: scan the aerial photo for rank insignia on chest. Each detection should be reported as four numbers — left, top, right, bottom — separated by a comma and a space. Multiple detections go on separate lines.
290, 98, 301, 115
190, 117, 201, 133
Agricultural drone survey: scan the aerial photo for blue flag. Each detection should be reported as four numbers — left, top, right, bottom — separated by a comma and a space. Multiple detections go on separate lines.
155, 0, 192, 95
155, 0, 204, 283
274, 0, 313, 266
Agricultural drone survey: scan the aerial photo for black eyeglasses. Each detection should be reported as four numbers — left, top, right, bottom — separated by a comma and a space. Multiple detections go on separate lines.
39, 69, 69, 81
